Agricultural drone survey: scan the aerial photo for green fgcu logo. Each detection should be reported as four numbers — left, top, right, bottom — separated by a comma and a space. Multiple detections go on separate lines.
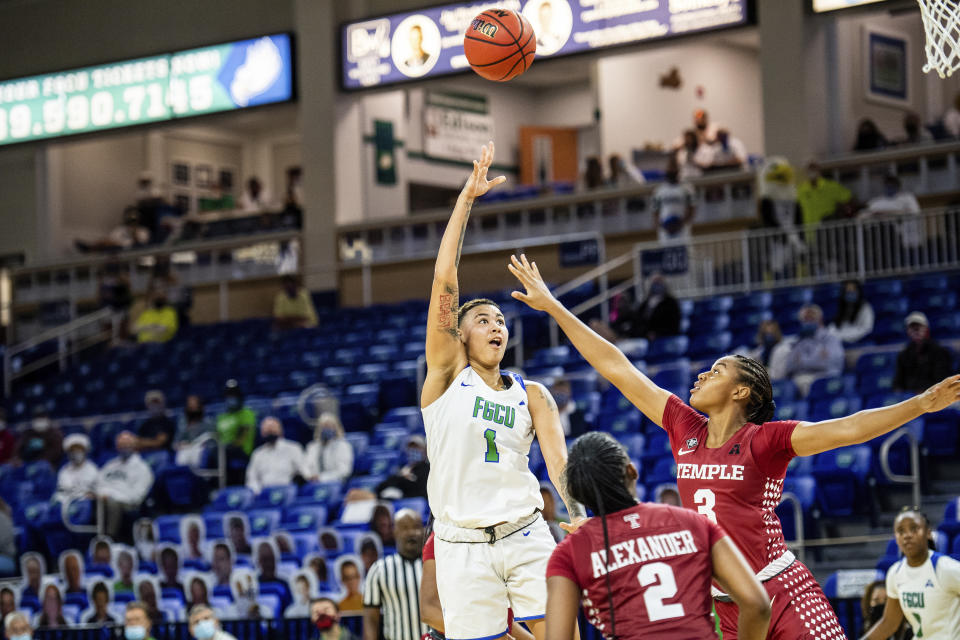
472, 396, 516, 428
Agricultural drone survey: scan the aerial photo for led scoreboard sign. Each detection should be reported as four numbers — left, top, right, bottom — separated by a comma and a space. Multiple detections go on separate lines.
341, 0, 750, 89
0, 33, 294, 147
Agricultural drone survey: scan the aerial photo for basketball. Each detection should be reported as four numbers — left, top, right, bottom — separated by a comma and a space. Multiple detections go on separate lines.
463, 9, 536, 82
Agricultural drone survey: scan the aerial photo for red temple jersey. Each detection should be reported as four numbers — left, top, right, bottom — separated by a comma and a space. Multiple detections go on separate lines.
422, 532, 435, 561
547, 502, 726, 640
662, 394, 799, 574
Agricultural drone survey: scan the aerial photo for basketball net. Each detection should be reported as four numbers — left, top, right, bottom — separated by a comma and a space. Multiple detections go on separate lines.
917, 0, 960, 78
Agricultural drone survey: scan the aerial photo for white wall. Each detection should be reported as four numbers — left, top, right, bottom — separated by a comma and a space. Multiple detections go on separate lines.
597, 40, 764, 162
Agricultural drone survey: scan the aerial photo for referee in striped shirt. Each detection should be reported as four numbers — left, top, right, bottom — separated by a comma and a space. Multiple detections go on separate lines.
363, 509, 427, 640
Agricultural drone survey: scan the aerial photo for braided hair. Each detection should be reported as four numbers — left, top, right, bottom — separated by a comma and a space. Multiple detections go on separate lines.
731, 354, 776, 424
563, 432, 639, 639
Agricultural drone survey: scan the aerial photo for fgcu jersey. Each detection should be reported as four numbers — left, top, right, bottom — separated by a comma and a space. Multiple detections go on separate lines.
547, 502, 727, 640
662, 395, 799, 574
422, 366, 543, 528
887, 552, 960, 639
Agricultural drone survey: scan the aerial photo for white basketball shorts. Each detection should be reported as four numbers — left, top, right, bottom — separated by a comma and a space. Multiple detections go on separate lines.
433, 513, 556, 640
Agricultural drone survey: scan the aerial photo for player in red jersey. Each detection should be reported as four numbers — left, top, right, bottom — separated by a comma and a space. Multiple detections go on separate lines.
545, 432, 770, 640
508, 254, 960, 639
420, 531, 535, 640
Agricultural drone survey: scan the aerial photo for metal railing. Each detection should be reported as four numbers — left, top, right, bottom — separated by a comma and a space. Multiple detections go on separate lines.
60, 496, 104, 536
879, 426, 922, 509
779, 491, 806, 565
3, 307, 119, 395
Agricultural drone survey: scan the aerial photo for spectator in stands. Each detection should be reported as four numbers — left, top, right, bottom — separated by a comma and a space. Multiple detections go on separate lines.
91, 538, 112, 566
134, 290, 178, 343
606, 154, 645, 187
634, 273, 681, 342
135, 579, 165, 626
61, 551, 85, 595
137, 390, 176, 452
894, 311, 955, 393
149, 258, 191, 328
285, 572, 314, 617
859, 580, 890, 636
158, 546, 184, 598
853, 118, 889, 151
692, 108, 718, 144
75, 207, 151, 253
174, 395, 217, 468
861, 174, 921, 219
134, 518, 157, 562
97, 261, 134, 342
899, 112, 933, 145
284, 167, 303, 213
369, 505, 395, 548
181, 517, 205, 562
784, 304, 845, 395
302, 412, 354, 483
20, 553, 45, 601
114, 547, 137, 595
17, 407, 63, 467
362, 509, 425, 640
359, 538, 380, 574
582, 157, 604, 190
0, 500, 14, 577
4, 612, 31, 640
706, 129, 748, 171
758, 157, 805, 278
337, 560, 363, 612
675, 130, 705, 180
188, 605, 237, 640
589, 290, 639, 343
239, 177, 272, 213
245, 417, 305, 494
0, 409, 15, 465
229, 570, 271, 620
374, 436, 429, 500
187, 575, 211, 609
273, 275, 318, 330
52, 433, 97, 504
652, 163, 696, 244
796, 162, 854, 228
831, 280, 875, 344
309, 555, 331, 592
311, 597, 355, 640
211, 542, 234, 589
861, 175, 925, 256
551, 377, 587, 438
1, 587, 16, 621
655, 484, 681, 506
217, 380, 257, 485
36, 583, 68, 628
96, 432, 154, 542
227, 516, 252, 556
745, 320, 794, 381
84, 581, 117, 625
943, 92, 960, 138
256, 540, 291, 610
124, 601, 158, 640
540, 485, 565, 543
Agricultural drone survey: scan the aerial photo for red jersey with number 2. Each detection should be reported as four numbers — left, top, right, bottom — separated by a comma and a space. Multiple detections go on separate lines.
547, 502, 726, 640
662, 394, 799, 574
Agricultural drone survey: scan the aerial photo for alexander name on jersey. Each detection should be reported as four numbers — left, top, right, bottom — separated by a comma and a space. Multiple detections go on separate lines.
676, 463, 745, 481
590, 523, 700, 578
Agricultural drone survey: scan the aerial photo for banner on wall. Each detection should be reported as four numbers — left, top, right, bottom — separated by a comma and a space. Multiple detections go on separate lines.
341, 0, 750, 89
423, 91, 494, 163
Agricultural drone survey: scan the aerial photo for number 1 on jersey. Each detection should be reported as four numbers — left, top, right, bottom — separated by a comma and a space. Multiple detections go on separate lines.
483, 428, 499, 463
694, 488, 717, 523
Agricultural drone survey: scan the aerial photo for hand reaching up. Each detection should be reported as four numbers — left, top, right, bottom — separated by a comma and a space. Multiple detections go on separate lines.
461, 141, 507, 200
508, 254, 558, 312
918, 374, 960, 413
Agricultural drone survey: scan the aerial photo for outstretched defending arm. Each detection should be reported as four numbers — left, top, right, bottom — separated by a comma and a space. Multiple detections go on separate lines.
509, 254, 672, 428
421, 142, 506, 408
791, 374, 960, 456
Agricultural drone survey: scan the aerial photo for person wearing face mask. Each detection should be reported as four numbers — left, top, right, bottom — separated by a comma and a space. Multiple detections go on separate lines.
16, 407, 63, 467
52, 433, 98, 505
745, 320, 794, 381
188, 605, 236, 640
861, 175, 925, 260
134, 291, 178, 343
216, 380, 257, 486
273, 274, 318, 330
303, 413, 354, 483
784, 304, 845, 397
96, 432, 154, 542
123, 602, 156, 640
549, 378, 586, 438
311, 598, 355, 640
859, 580, 902, 638
174, 396, 216, 468
894, 312, 955, 394
0, 409, 15, 466
634, 273, 681, 343
244, 418, 305, 494
373, 436, 430, 501
4, 612, 33, 640
831, 280, 875, 344
137, 390, 176, 452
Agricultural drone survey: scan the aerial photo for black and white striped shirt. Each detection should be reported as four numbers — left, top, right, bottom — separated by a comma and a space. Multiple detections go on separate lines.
362, 553, 425, 640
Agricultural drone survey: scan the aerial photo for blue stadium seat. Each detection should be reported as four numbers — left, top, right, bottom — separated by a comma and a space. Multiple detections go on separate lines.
597, 410, 642, 435
641, 431, 672, 463
614, 433, 645, 459
863, 279, 902, 299
911, 291, 957, 312
810, 397, 861, 422
295, 482, 343, 507
857, 371, 895, 396
651, 365, 691, 395
207, 487, 254, 513
728, 309, 772, 332
644, 457, 677, 486
251, 485, 297, 510
807, 375, 855, 401
855, 353, 897, 379
777, 475, 817, 542
346, 475, 387, 493
646, 336, 689, 363
617, 338, 648, 361
930, 311, 960, 334
939, 498, 960, 539
771, 379, 797, 403
281, 505, 328, 532
600, 385, 635, 415
378, 373, 418, 411
687, 332, 732, 361
810, 445, 873, 517
921, 407, 960, 457
688, 314, 731, 334
373, 425, 411, 449
154, 515, 184, 543
393, 497, 429, 523
774, 400, 807, 422
693, 296, 733, 315
247, 509, 282, 536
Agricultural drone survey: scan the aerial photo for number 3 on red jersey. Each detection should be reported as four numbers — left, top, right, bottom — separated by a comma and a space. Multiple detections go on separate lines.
694, 488, 718, 523
638, 562, 685, 621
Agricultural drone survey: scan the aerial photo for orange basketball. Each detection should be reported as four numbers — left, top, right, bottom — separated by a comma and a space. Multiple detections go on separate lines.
463, 9, 536, 82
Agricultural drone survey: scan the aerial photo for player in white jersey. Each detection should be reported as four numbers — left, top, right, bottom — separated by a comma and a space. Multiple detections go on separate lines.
862, 507, 960, 639
421, 142, 586, 640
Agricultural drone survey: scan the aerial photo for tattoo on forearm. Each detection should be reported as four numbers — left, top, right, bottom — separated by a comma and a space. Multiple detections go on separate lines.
437, 284, 459, 339
560, 476, 587, 519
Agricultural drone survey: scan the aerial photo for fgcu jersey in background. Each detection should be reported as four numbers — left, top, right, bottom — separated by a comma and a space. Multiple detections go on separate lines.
886, 552, 960, 639
662, 395, 798, 574
422, 366, 543, 528
547, 502, 726, 640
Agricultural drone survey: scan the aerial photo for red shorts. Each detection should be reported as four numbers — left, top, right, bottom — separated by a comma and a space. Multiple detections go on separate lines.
715, 562, 847, 640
